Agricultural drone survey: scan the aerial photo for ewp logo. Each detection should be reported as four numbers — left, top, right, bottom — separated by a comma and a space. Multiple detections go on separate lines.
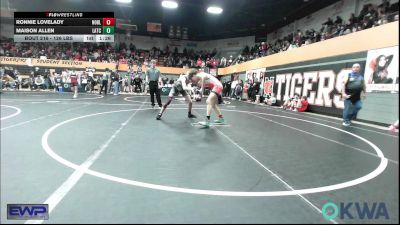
322, 202, 389, 220
7, 204, 49, 220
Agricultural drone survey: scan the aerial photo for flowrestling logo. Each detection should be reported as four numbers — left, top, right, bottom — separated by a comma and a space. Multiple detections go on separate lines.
322, 202, 389, 220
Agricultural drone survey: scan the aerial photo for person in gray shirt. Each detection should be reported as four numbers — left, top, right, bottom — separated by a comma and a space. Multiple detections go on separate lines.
146, 59, 162, 108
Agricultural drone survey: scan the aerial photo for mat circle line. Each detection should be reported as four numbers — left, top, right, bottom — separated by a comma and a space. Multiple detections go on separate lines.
42, 108, 388, 197
0, 105, 22, 120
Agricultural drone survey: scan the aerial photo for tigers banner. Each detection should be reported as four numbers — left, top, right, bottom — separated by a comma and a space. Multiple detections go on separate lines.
264, 53, 367, 116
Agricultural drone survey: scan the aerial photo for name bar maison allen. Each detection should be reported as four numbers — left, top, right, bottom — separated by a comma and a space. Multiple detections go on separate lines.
15, 28, 55, 34
14, 26, 105, 34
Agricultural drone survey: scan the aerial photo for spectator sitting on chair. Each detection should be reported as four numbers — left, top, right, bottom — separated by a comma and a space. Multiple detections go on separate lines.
293, 96, 309, 112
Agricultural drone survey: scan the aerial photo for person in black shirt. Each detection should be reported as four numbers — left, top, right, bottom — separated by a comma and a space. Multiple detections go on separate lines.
348, 13, 358, 25
225, 80, 231, 97
43, 69, 50, 90
87, 75, 94, 93
322, 17, 334, 26
342, 63, 366, 126
252, 79, 261, 102
334, 16, 343, 25
54, 74, 62, 92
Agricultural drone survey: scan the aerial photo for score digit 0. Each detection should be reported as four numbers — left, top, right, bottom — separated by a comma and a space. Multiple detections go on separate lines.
102, 18, 114, 26
103, 26, 114, 34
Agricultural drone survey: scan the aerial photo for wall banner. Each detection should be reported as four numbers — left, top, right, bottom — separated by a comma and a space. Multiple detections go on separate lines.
364, 46, 399, 93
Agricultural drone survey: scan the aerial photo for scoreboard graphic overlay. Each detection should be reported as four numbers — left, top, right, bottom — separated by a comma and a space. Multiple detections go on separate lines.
14, 12, 114, 42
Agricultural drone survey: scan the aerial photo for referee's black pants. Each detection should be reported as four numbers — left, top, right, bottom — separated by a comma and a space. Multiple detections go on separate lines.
149, 81, 162, 107
99, 80, 108, 95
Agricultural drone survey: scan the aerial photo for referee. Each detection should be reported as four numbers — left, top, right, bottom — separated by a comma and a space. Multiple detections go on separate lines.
146, 59, 162, 108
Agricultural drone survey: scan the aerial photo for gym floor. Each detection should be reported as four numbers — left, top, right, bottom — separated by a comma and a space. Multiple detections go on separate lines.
1, 91, 398, 224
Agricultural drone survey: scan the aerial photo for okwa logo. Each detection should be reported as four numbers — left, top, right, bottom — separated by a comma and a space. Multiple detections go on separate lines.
322, 202, 389, 220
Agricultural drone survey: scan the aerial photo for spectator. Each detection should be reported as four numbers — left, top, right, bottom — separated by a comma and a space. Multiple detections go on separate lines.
196, 58, 202, 68
342, 63, 366, 126
280, 96, 294, 110
110, 70, 119, 95
34, 75, 44, 90
81, 71, 88, 91
123, 76, 130, 93
293, 96, 309, 112
252, 79, 261, 102
234, 80, 243, 100
228, 56, 233, 66
247, 80, 254, 102
219, 57, 227, 67
264, 93, 277, 106
359, 4, 370, 20
334, 16, 343, 25
242, 81, 249, 100
222, 80, 228, 97
133, 75, 143, 93
230, 77, 238, 99
86, 73, 95, 93
43, 69, 50, 90
322, 17, 334, 26
99, 68, 110, 95
55, 73, 63, 92
224, 79, 231, 97
349, 13, 358, 25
